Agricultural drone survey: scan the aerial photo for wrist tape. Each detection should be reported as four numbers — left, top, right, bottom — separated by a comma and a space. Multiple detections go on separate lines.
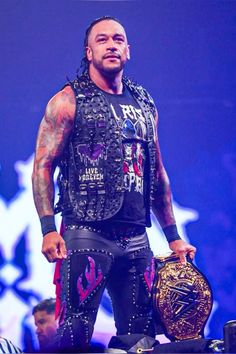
40, 215, 57, 237
163, 224, 181, 243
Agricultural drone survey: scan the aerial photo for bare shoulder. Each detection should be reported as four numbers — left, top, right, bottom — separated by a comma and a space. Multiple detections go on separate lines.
45, 85, 76, 124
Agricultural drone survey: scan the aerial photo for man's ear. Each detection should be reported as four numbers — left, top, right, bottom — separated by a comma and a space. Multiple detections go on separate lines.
86, 46, 92, 62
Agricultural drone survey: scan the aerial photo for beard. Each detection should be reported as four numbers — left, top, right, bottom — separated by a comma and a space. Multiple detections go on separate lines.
92, 56, 126, 76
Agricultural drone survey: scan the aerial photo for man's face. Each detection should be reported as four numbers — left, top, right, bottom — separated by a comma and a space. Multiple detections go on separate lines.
34, 310, 58, 349
86, 20, 130, 76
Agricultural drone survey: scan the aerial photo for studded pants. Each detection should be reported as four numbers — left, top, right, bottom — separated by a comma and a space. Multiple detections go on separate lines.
57, 225, 156, 352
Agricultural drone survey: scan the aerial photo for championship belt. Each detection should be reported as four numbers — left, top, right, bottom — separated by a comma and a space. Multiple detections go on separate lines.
153, 253, 213, 341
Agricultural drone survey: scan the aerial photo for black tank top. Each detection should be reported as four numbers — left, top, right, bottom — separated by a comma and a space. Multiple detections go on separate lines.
102, 86, 148, 226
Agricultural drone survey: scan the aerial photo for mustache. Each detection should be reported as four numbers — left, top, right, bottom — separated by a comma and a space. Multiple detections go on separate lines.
103, 52, 121, 59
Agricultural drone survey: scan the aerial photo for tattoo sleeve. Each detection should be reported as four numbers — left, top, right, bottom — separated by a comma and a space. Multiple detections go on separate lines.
32, 87, 75, 218
151, 112, 176, 228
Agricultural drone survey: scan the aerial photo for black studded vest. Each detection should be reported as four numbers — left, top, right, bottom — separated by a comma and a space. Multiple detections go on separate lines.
54, 72, 157, 227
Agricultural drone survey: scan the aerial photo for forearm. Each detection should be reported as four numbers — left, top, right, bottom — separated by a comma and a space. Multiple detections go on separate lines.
32, 164, 55, 218
151, 168, 176, 228
32, 160, 59, 237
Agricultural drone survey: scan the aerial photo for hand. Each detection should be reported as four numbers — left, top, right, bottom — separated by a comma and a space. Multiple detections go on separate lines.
169, 239, 196, 264
42, 231, 67, 263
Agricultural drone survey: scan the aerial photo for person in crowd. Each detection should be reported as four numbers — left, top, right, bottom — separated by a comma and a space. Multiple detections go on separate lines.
32, 298, 58, 352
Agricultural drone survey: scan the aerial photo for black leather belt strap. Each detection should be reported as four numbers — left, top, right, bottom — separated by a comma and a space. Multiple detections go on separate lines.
65, 223, 146, 238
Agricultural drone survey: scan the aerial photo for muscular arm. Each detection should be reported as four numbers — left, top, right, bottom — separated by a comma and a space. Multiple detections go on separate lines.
32, 85, 76, 262
151, 111, 175, 228
151, 111, 196, 262
32, 85, 76, 217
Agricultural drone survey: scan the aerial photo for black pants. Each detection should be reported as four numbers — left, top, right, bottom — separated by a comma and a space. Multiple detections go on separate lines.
57, 225, 156, 352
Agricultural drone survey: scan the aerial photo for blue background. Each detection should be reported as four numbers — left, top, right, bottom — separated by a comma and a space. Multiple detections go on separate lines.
0, 0, 236, 345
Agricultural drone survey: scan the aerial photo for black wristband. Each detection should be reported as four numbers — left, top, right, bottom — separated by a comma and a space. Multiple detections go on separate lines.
40, 215, 57, 237
163, 224, 181, 243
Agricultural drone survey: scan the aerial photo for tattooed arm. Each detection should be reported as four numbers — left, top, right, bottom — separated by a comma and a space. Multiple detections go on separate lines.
32, 85, 76, 262
151, 111, 196, 262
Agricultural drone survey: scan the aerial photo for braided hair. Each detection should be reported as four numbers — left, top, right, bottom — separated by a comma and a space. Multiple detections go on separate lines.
79, 16, 123, 74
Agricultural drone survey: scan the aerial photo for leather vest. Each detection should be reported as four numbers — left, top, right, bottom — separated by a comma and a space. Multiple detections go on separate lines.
55, 72, 157, 226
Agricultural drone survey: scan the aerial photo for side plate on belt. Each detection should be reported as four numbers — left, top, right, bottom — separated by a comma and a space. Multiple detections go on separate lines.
153, 253, 213, 341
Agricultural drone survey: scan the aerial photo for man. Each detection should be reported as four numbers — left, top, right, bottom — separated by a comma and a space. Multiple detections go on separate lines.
32, 16, 196, 352
32, 298, 58, 352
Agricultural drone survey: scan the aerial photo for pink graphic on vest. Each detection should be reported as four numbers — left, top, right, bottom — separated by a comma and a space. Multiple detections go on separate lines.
144, 257, 155, 293
77, 256, 103, 303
